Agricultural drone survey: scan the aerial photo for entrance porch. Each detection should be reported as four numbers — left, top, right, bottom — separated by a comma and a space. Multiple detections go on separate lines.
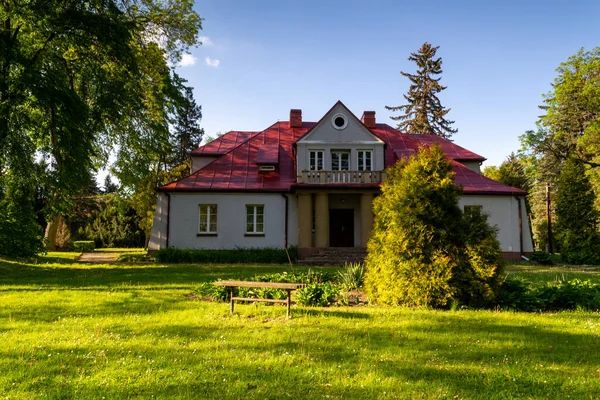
296, 191, 376, 260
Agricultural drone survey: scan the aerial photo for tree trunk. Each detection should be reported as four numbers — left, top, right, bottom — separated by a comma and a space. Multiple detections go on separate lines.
44, 215, 60, 250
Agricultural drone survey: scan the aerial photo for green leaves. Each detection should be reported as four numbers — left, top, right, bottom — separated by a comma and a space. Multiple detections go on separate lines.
365, 146, 502, 308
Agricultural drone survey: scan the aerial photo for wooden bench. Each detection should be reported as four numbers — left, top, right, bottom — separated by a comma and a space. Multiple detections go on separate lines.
213, 281, 305, 318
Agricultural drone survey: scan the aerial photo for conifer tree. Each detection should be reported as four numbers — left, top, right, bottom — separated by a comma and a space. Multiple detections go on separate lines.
555, 158, 600, 264
365, 145, 502, 308
386, 43, 457, 139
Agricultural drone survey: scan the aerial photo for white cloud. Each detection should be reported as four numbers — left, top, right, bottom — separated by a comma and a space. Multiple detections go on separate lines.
205, 57, 220, 68
178, 53, 198, 67
199, 36, 214, 46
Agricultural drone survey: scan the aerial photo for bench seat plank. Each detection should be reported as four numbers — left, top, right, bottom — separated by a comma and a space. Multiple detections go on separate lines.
213, 281, 305, 290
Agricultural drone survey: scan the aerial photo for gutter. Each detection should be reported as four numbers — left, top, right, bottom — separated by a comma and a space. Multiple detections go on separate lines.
281, 193, 288, 248
166, 193, 171, 248
517, 196, 523, 256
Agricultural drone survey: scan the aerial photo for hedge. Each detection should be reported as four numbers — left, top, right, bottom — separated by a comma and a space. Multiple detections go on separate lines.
155, 246, 298, 264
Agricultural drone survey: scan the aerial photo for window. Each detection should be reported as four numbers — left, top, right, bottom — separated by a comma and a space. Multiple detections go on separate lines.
358, 150, 372, 171
331, 113, 348, 130
246, 205, 264, 234
331, 151, 350, 171
199, 204, 218, 234
309, 150, 324, 170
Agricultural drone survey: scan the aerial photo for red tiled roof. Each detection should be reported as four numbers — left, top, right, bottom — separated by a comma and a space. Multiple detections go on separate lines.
452, 161, 526, 195
256, 143, 280, 164
190, 131, 259, 155
160, 110, 521, 195
409, 134, 486, 161
160, 122, 316, 192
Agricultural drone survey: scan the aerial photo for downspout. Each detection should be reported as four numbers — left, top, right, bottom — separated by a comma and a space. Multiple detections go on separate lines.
517, 195, 523, 256
166, 193, 171, 248
281, 193, 288, 248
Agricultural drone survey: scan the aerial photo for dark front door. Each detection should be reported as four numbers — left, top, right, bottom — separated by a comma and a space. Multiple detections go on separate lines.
329, 209, 354, 247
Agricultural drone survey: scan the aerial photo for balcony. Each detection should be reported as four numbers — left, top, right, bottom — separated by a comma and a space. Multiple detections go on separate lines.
298, 170, 386, 184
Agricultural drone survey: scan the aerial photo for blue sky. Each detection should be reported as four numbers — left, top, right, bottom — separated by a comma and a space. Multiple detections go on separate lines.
175, 0, 600, 168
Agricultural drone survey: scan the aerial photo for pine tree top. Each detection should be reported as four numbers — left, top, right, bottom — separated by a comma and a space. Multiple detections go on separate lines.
386, 42, 457, 139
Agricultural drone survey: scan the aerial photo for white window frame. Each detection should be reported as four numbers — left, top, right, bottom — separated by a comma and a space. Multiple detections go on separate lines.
358, 150, 372, 171
198, 204, 218, 234
246, 204, 265, 234
309, 150, 324, 171
331, 150, 350, 171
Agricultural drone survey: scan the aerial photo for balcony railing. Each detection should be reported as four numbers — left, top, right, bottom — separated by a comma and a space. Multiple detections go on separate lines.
298, 170, 386, 184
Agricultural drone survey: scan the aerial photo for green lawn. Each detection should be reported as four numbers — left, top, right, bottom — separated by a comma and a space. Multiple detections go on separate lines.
1, 254, 599, 399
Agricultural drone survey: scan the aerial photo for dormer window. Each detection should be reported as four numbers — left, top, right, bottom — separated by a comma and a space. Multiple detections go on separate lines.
331, 113, 348, 130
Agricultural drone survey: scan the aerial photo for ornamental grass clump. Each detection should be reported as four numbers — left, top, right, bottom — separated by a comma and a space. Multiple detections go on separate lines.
365, 145, 503, 308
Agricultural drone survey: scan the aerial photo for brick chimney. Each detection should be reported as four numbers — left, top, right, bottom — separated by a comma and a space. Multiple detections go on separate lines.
361, 111, 376, 129
290, 109, 302, 128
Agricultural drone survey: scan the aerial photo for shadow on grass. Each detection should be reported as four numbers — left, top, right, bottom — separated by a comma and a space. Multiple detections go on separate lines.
0, 259, 308, 289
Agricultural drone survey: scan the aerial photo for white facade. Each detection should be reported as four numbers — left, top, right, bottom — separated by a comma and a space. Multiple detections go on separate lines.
296, 103, 385, 174
149, 192, 298, 250
459, 195, 533, 254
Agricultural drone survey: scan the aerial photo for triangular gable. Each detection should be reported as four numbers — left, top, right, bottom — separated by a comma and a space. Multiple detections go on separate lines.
297, 101, 383, 144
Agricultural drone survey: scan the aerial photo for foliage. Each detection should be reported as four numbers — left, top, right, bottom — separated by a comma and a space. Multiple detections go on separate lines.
528, 251, 553, 265
365, 145, 502, 308
171, 87, 205, 166
195, 282, 229, 301
295, 283, 341, 307
0, 164, 45, 257
554, 158, 600, 264
130, 164, 189, 248
73, 241, 95, 252
81, 194, 144, 248
195, 270, 338, 305
336, 262, 366, 291
385, 42, 457, 138
499, 277, 600, 312
482, 153, 531, 192
522, 47, 600, 169
156, 246, 299, 264
0, 0, 203, 252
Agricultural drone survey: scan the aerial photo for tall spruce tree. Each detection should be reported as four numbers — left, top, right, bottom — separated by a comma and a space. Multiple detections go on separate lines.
386, 42, 457, 139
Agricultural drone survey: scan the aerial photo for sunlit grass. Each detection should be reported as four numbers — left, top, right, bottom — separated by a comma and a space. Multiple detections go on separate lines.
1, 256, 599, 399
504, 264, 600, 287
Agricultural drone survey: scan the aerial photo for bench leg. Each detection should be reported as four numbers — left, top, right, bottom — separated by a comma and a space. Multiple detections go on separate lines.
286, 289, 292, 319
230, 287, 234, 314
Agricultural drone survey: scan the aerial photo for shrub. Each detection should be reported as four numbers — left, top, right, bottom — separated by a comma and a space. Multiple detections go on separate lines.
155, 246, 298, 264
295, 283, 340, 307
498, 278, 600, 312
195, 282, 229, 301
497, 278, 541, 312
529, 251, 553, 265
73, 241, 95, 252
365, 145, 502, 308
336, 262, 366, 291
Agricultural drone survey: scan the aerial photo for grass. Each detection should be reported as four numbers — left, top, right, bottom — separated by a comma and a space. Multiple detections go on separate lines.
1, 254, 599, 399
504, 264, 600, 287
